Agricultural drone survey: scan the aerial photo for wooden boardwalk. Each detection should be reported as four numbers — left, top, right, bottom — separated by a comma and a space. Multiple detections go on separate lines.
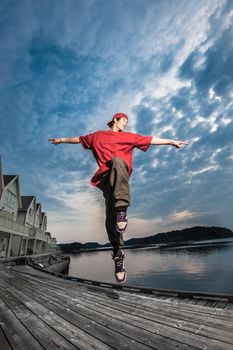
1, 266, 233, 349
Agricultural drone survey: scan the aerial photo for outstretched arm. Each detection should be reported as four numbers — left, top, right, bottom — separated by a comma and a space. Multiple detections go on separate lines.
151, 137, 188, 149
48, 137, 80, 145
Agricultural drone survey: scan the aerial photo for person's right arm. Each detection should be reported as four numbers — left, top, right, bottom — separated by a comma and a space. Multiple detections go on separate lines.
48, 137, 80, 145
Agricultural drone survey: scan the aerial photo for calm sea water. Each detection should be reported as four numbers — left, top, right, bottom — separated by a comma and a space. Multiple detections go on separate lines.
68, 238, 233, 294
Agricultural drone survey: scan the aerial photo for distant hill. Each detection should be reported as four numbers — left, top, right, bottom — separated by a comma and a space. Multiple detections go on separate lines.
58, 241, 102, 253
58, 226, 233, 253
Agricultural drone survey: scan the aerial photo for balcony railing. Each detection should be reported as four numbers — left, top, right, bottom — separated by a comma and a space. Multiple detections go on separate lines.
0, 216, 55, 244
29, 228, 50, 242
0, 215, 30, 236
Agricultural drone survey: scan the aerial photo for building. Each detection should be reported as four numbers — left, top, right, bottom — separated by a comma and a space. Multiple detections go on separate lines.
0, 158, 58, 258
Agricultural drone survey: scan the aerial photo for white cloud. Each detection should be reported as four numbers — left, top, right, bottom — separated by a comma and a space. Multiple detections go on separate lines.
208, 87, 221, 101
127, 209, 203, 239
44, 174, 106, 243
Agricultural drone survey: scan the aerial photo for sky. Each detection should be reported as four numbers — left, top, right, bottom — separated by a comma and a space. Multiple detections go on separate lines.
0, 0, 233, 244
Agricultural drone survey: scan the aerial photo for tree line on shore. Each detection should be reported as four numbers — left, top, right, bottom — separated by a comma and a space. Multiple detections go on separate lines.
58, 226, 233, 253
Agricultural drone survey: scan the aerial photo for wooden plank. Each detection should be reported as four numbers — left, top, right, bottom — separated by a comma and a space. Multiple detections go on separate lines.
36, 278, 233, 325
27, 274, 232, 332
224, 304, 233, 310
110, 291, 233, 316
10, 266, 233, 303
0, 284, 112, 350
0, 286, 79, 350
0, 282, 154, 350
0, 297, 43, 350
10, 267, 233, 312
7, 266, 233, 308
76, 289, 233, 334
0, 269, 15, 279
0, 325, 12, 350
100, 289, 233, 318
3, 268, 233, 323
3, 282, 191, 350
4, 268, 233, 326
215, 300, 229, 308
2, 267, 233, 350
202, 300, 220, 308
41, 282, 233, 345
62, 281, 233, 313
9, 277, 233, 350
3, 268, 233, 350
0, 270, 210, 309
112, 292, 233, 322
2, 268, 84, 294
34, 291, 195, 350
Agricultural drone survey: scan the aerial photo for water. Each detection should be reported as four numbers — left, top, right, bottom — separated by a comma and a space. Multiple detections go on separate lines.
68, 238, 233, 294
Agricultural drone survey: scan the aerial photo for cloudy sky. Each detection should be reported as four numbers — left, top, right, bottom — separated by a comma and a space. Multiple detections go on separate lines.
0, 0, 232, 244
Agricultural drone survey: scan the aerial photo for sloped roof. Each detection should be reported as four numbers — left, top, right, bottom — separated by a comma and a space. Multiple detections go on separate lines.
3, 175, 17, 186
18, 196, 35, 212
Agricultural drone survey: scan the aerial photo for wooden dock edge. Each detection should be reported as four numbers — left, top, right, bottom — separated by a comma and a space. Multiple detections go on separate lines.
28, 263, 233, 302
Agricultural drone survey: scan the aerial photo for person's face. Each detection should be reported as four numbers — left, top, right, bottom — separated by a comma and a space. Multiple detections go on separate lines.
114, 117, 128, 131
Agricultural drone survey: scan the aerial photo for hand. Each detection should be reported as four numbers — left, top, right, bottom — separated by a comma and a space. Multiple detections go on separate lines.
172, 140, 188, 149
48, 138, 61, 145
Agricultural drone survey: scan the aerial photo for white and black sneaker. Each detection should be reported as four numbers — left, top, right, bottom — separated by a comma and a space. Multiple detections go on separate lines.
116, 210, 128, 234
113, 250, 127, 283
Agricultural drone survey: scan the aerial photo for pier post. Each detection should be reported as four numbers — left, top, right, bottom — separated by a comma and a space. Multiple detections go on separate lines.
6, 233, 13, 258
18, 236, 24, 256
24, 238, 29, 255
32, 238, 37, 255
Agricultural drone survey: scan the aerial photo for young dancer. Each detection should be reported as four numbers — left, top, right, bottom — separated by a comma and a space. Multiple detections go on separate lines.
48, 112, 187, 283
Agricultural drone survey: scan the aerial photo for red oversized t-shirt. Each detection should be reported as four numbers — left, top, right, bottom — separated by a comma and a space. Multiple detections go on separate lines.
79, 130, 152, 187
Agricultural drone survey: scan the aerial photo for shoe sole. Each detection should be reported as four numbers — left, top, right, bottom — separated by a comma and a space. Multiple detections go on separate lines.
116, 225, 128, 234
115, 272, 127, 284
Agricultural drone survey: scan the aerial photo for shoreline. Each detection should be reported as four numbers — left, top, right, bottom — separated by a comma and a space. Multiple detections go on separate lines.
62, 236, 233, 254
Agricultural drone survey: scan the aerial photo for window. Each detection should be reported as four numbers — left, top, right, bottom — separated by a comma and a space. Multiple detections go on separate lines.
5, 190, 16, 209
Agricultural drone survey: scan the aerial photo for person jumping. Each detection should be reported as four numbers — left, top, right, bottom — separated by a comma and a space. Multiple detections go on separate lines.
48, 112, 188, 283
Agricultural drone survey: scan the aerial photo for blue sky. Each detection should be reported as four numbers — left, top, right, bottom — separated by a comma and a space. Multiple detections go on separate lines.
0, 0, 232, 243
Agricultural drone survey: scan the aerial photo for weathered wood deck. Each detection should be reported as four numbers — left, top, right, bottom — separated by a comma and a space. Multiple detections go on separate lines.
1, 266, 233, 349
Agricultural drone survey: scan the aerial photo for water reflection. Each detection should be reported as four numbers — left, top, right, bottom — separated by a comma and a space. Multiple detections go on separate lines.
69, 239, 233, 294
160, 241, 232, 255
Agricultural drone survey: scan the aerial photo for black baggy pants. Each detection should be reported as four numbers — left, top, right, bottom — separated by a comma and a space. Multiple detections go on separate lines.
99, 157, 131, 256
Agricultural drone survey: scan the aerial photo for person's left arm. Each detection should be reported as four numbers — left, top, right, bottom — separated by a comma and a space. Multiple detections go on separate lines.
151, 137, 188, 149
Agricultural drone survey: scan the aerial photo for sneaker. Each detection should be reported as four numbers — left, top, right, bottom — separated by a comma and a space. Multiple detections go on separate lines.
116, 210, 128, 233
113, 250, 127, 283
